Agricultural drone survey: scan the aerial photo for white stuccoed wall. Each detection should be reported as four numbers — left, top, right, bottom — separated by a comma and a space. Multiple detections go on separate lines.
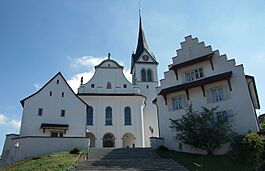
79, 96, 145, 148
132, 51, 160, 147
78, 59, 146, 148
20, 73, 87, 137
0, 73, 88, 167
156, 35, 259, 154
0, 134, 88, 167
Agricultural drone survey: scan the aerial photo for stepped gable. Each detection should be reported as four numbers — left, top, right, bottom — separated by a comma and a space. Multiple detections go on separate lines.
159, 35, 240, 89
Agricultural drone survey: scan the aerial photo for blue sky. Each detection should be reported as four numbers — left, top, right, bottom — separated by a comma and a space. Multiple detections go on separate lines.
0, 1, 264, 154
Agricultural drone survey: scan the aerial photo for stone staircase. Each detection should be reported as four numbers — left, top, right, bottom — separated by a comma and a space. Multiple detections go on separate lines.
75, 148, 188, 171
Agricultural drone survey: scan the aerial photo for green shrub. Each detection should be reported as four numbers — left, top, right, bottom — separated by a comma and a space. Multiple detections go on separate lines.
230, 133, 265, 170
157, 145, 169, 151
69, 147, 81, 154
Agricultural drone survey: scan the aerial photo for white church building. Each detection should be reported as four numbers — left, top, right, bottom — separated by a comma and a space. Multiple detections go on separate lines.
0, 16, 260, 167
0, 16, 159, 167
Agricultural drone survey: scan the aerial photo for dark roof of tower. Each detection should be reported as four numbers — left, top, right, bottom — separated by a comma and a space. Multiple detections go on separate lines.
131, 16, 154, 72
134, 16, 149, 60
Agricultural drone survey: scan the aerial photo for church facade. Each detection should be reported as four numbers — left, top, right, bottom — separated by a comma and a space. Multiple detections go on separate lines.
0, 16, 159, 167
0, 16, 261, 167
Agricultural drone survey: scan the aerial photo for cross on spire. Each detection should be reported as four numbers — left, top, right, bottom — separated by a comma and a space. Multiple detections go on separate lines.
138, 1, 142, 17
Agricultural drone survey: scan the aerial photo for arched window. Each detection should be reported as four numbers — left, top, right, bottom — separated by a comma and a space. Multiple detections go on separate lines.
124, 107, 131, 125
107, 82, 112, 89
141, 69, 146, 82
147, 69, 153, 82
105, 107, 112, 125
87, 106, 93, 125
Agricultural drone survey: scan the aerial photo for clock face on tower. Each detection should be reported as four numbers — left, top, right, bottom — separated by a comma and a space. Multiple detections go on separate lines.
142, 55, 149, 61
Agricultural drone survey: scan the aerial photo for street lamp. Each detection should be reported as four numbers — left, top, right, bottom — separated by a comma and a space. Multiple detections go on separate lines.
14, 142, 19, 162
86, 129, 90, 159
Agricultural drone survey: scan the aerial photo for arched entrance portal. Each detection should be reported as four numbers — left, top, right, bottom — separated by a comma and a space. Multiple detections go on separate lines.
86, 132, 96, 148
103, 133, 115, 148
122, 132, 136, 148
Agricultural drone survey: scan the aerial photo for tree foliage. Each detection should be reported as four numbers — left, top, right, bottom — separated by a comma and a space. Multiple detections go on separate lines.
170, 104, 235, 155
260, 120, 265, 130
230, 133, 265, 170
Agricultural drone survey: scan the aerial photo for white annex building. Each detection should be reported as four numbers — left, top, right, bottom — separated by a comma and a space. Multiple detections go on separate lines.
0, 16, 261, 167
152, 35, 260, 154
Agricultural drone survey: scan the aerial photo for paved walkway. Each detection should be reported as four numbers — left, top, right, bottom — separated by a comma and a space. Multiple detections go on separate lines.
75, 148, 188, 171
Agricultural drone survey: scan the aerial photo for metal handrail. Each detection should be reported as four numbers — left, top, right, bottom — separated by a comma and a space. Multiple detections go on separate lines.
193, 162, 202, 171
67, 150, 87, 170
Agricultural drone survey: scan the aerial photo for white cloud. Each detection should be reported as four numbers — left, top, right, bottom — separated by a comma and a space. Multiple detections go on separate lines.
0, 114, 8, 124
68, 56, 106, 68
33, 83, 41, 90
0, 114, 20, 130
8, 120, 21, 129
67, 71, 95, 93
67, 56, 132, 93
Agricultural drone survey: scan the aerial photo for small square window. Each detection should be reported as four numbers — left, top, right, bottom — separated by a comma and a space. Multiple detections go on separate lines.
62, 92, 64, 97
56, 80, 59, 84
211, 87, 224, 102
216, 111, 228, 122
172, 96, 184, 110
123, 84, 127, 88
49, 91, 52, 96
38, 108, 43, 116
91, 84, 95, 88
61, 110, 65, 117
107, 82, 111, 89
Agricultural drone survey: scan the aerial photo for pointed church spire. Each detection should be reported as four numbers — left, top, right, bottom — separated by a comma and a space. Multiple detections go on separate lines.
131, 10, 157, 74
134, 11, 149, 58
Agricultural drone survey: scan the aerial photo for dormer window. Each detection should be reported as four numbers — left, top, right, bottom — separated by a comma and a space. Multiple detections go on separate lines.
185, 68, 204, 82
107, 82, 112, 89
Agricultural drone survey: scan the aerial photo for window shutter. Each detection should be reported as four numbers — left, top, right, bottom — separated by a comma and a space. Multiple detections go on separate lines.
223, 85, 230, 101
182, 73, 186, 83
184, 96, 188, 107
206, 89, 212, 103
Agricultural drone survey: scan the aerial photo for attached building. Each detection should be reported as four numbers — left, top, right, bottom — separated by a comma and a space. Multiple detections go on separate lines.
154, 36, 260, 154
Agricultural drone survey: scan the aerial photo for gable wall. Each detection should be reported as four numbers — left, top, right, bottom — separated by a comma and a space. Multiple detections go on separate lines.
20, 74, 87, 137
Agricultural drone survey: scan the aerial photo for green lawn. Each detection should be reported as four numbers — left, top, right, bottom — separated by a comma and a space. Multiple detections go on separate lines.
156, 150, 252, 171
2, 152, 81, 171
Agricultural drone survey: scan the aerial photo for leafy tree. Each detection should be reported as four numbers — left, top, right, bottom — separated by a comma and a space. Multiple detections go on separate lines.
170, 104, 235, 155
230, 133, 265, 170
260, 120, 265, 130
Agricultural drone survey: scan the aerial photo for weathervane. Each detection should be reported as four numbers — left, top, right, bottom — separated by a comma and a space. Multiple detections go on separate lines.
138, 1, 142, 17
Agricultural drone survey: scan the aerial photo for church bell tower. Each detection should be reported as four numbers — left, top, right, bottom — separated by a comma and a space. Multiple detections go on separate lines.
131, 13, 159, 147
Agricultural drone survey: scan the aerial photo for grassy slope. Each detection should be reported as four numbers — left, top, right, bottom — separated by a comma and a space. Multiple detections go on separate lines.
2, 152, 79, 171
157, 150, 252, 171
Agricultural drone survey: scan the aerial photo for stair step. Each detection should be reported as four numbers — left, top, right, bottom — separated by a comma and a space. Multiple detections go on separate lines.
75, 148, 188, 171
